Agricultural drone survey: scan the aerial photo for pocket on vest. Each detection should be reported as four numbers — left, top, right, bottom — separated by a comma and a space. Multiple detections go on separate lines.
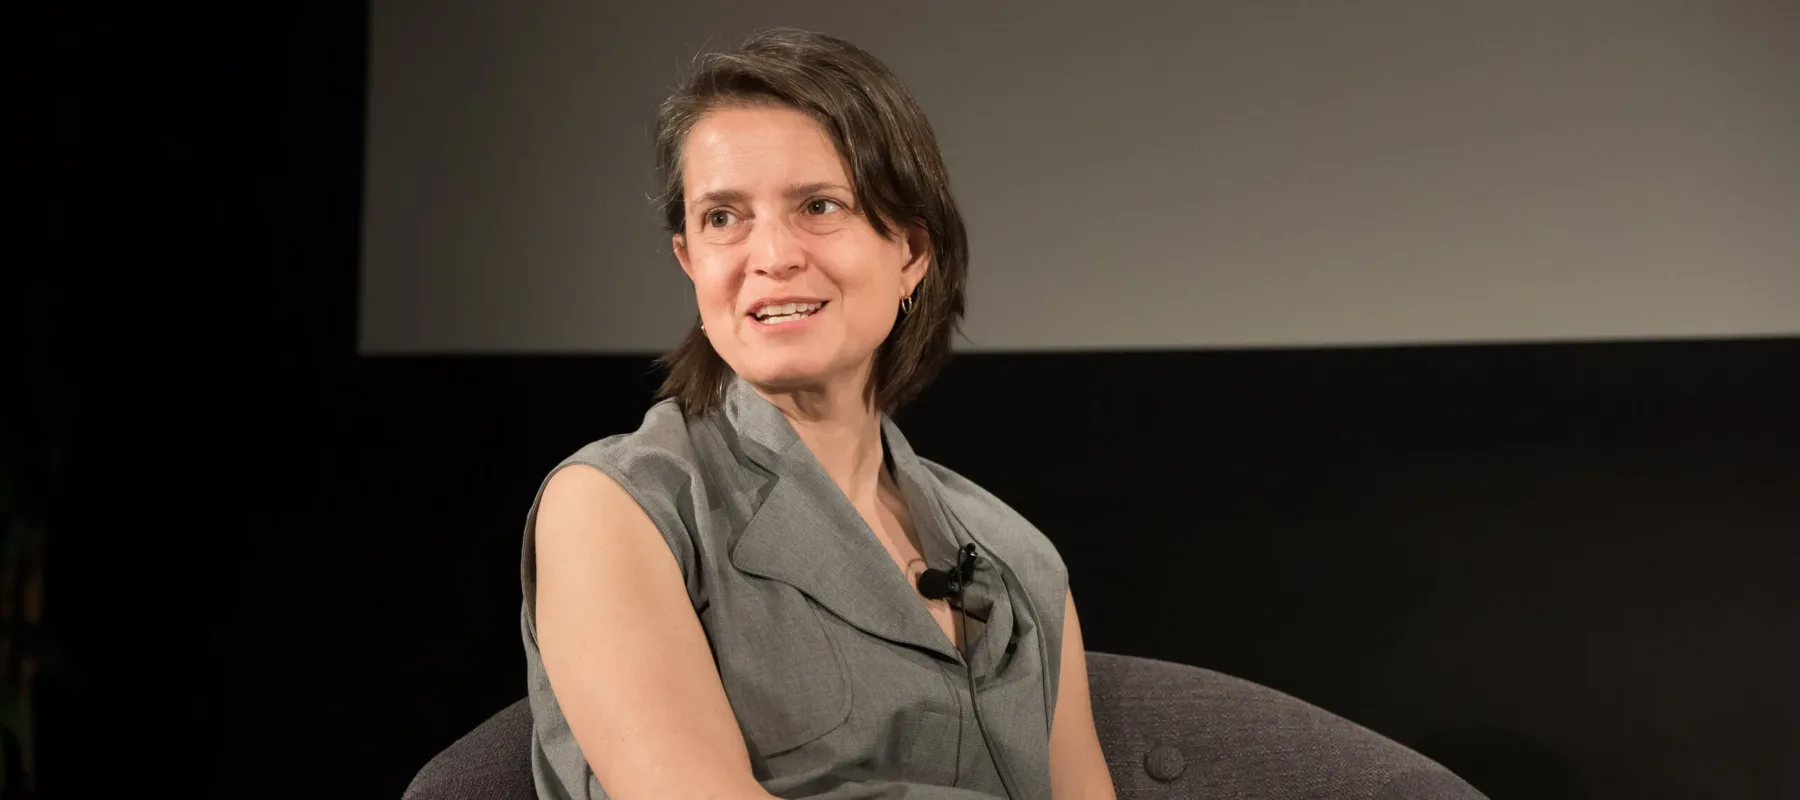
896, 708, 962, 785
715, 595, 852, 758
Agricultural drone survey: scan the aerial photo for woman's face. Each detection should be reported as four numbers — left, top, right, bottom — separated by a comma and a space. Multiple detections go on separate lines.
674, 105, 928, 397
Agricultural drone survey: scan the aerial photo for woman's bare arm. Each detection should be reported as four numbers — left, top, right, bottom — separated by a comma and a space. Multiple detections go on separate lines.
1048, 590, 1118, 799
534, 465, 774, 800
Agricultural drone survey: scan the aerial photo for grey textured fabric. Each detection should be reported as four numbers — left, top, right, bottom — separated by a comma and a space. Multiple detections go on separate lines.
1084, 653, 1485, 799
404, 653, 1487, 800
404, 700, 535, 800
518, 376, 1070, 799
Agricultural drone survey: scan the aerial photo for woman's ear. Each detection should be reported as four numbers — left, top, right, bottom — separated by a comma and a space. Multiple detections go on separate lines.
901, 225, 932, 294
673, 233, 693, 280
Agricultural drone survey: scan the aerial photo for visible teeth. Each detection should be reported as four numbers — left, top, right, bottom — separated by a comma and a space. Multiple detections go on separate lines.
754, 301, 822, 320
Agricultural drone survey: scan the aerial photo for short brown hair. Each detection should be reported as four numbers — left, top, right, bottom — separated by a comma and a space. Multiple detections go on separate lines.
650, 28, 969, 417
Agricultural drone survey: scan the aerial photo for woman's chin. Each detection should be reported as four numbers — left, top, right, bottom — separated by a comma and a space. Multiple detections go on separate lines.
743, 368, 830, 392
738, 359, 857, 394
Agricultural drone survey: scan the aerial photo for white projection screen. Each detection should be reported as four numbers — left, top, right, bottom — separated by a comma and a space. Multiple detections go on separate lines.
360, 0, 1800, 355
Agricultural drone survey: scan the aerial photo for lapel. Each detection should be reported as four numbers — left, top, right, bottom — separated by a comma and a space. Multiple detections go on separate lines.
721, 376, 963, 662
887, 424, 1029, 681
915, 467, 1020, 682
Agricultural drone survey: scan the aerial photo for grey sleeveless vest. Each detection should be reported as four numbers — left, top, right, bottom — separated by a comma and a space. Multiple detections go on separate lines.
519, 377, 1070, 799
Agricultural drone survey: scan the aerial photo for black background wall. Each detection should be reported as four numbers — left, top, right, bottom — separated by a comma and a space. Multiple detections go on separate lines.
23, 4, 1799, 799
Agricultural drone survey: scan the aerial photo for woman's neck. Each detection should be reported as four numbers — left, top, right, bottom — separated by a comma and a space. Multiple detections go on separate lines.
759, 377, 888, 508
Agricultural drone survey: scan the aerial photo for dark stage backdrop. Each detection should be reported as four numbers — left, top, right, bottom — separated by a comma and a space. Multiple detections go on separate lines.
339, 344, 1799, 800
25, 4, 1799, 800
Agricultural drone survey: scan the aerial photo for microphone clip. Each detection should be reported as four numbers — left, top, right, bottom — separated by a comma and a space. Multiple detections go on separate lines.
918, 543, 980, 602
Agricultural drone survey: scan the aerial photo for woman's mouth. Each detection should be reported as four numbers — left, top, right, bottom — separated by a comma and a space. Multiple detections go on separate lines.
750, 301, 826, 325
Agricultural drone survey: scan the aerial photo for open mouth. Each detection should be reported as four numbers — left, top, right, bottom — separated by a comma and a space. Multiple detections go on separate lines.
750, 301, 826, 325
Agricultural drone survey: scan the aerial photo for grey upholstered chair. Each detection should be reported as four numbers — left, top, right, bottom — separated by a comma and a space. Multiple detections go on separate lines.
404, 652, 1485, 799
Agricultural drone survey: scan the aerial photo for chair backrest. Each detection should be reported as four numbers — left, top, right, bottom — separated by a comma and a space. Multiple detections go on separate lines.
404, 695, 534, 800
1084, 652, 1483, 799
404, 652, 1485, 799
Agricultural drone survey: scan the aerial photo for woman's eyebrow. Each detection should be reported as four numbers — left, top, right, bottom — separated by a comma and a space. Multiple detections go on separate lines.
689, 187, 749, 209
786, 181, 851, 199
690, 182, 852, 210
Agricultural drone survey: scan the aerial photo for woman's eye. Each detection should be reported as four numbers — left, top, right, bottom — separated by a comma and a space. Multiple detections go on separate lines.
705, 209, 735, 228
805, 198, 843, 215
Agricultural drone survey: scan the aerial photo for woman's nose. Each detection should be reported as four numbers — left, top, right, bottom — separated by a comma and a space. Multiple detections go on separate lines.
746, 218, 805, 277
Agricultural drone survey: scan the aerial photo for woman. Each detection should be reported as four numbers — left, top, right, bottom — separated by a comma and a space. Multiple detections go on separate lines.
520, 28, 1116, 800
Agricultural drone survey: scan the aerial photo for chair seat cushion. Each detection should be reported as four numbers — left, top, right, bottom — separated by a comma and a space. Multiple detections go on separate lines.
402, 653, 1485, 799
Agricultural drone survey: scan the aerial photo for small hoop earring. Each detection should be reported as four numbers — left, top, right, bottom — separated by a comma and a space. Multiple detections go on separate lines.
899, 294, 915, 315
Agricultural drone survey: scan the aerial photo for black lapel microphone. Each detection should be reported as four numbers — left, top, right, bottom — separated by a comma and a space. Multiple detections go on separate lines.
916, 543, 979, 601
917, 540, 1015, 798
